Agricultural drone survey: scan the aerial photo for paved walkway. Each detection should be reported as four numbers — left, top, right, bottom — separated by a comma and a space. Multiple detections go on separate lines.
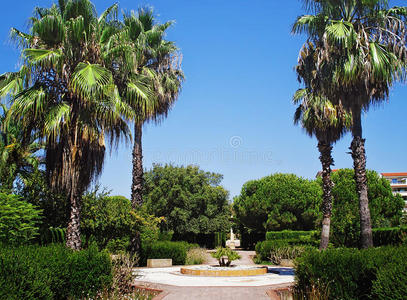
134, 251, 294, 299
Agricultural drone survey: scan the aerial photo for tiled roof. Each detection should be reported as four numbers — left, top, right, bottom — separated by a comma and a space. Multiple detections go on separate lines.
381, 172, 407, 177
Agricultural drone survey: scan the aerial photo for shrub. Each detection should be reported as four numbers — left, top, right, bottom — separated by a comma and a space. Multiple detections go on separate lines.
211, 247, 241, 266
0, 244, 112, 299
255, 240, 314, 264
372, 259, 407, 300
266, 230, 316, 241
158, 230, 173, 241
141, 241, 198, 265
295, 246, 407, 299
186, 248, 208, 265
255, 240, 288, 261
372, 226, 407, 246
214, 232, 226, 247
0, 193, 42, 245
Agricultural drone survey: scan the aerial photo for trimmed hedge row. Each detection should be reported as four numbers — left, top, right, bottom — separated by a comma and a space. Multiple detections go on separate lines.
295, 245, 407, 300
141, 241, 199, 265
266, 230, 316, 241
255, 240, 315, 262
372, 226, 407, 246
0, 244, 112, 300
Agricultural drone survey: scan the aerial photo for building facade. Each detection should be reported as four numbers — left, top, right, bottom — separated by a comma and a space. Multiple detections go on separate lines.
380, 172, 407, 208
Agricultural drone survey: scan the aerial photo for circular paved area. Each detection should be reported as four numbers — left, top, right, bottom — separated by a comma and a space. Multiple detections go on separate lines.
133, 251, 295, 299
134, 266, 294, 287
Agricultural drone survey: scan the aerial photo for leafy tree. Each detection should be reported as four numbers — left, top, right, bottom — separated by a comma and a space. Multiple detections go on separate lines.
2, 0, 132, 249
233, 173, 323, 240
294, 0, 407, 248
143, 164, 230, 242
325, 169, 404, 247
0, 192, 42, 245
293, 87, 351, 249
81, 187, 161, 251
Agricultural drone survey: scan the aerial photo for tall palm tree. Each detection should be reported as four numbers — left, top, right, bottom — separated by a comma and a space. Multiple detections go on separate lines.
105, 8, 183, 253
293, 87, 351, 249
119, 9, 184, 209
293, 0, 407, 248
1, 0, 132, 249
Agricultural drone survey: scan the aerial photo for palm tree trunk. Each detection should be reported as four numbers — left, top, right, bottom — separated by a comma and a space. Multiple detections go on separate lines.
130, 121, 143, 255
66, 168, 82, 250
350, 106, 373, 248
131, 121, 143, 208
317, 141, 334, 250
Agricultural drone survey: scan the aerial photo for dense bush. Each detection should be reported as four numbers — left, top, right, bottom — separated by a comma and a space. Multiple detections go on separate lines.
81, 189, 161, 252
186, 248, 208, 265
327, 169, 404, 247
0, 193, 42, 245
214, 232, 226, 247
255, 240, 314, 263
143, 164, 231, 245
266, 230, 316, 241
141, 241, 198, 265
372, 226, 407, 246
295, 246, 407, 299
0, 244, 112, 299
234, 173, 322, 247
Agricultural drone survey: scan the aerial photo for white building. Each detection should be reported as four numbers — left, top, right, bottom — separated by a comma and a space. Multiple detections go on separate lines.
380, 172, 407, 208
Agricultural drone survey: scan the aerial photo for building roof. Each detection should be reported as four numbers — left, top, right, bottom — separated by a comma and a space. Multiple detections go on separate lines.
381, 172, 407, 177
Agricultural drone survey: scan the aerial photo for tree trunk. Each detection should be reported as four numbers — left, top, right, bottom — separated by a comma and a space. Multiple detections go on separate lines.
317, 141, 334, 250
66, 178, 82, 250
130, 122, 143, 255
131, 122, 143, 208
350, 106, 373, 248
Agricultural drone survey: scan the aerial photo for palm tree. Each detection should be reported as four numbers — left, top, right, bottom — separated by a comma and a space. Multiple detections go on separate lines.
293, 87, 351, 249
293, 0, 407, 248
2, 0, 132, 249
116, 8, 184, 209
105, 8, 183, 253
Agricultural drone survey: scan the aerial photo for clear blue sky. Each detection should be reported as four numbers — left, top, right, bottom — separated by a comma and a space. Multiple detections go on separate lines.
1, 1, 406, 199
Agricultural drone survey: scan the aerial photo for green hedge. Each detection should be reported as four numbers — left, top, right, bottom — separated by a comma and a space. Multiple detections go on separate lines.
295, 245, 407, 299
266, 230, 316, 241
372, 226, 407, 246
255, 240, 314, 262
0, 244, 112, 300
142, 241, 198, 265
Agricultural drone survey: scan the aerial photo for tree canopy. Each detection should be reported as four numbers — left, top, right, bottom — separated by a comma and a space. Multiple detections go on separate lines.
143, 164, 231, 240
233, 173, 323, 236
326, 169, 404, 247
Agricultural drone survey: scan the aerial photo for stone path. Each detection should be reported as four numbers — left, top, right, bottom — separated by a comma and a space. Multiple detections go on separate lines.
134, 251, 294, 300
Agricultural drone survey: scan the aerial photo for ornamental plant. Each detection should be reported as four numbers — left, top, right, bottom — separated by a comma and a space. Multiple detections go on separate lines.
211, 247, 241, 267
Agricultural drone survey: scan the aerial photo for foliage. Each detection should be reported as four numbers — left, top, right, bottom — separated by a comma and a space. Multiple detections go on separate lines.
81, 188, 161, 252
185, 248, 208, 265
372, 258, 407, 300
326, 169, 404, 247
0, 192, 42, 245
211, 247, 241, 267
295, 245, 407, 300
0, 105, 42, 193
255, 240, 315, 263
15, 169, 69, 230
40, 227, 66, 245
266, 230, 316, 241
158, 230, 173, 241
372, 226, 407, 246
2, 0, 133, 249
143, 164, 231, 243
234, 173, 322, 242
0, 244, 112, 300
109, 253, 138, 297
141, 241, 198, 266
214, 232, 226, 247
